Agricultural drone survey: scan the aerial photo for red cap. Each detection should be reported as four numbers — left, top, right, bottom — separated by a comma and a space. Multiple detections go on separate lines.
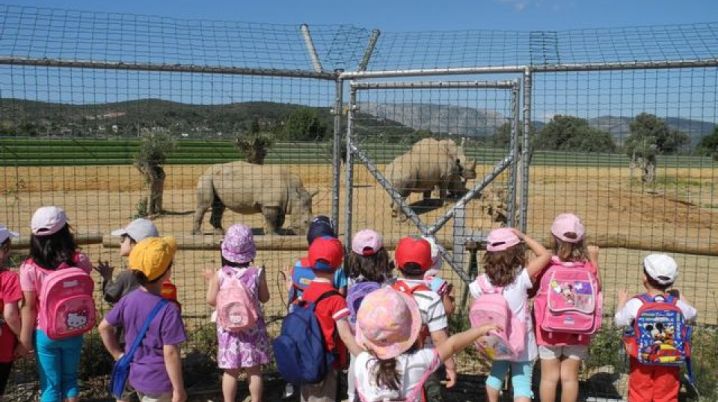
308, 236, 344, 272
395, 237, 432, 272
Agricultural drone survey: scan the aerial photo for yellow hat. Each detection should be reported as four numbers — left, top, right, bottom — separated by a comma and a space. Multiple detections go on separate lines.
128, 236, 177, 281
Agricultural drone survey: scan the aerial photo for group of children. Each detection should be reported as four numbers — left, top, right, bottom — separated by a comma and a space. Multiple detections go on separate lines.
0, 207, 696, 402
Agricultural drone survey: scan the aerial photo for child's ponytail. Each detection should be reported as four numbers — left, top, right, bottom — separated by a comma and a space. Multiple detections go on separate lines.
371, 356, 401, 391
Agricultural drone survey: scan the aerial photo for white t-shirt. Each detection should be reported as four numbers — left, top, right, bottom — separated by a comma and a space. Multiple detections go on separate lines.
354, 348, 441, 402
469, 268, 537, 361
614, 296, 697, 327
395, 279, 448, 347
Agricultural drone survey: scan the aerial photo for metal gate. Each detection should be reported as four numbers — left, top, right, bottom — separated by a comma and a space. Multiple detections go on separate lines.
344, 79, 522, 282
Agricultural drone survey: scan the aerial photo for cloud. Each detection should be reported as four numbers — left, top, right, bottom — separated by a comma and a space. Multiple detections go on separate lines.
496, 0, 531, 12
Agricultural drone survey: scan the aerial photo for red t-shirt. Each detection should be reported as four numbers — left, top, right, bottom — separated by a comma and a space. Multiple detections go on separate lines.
0, 269, 22, 362
301, 280, 350, 368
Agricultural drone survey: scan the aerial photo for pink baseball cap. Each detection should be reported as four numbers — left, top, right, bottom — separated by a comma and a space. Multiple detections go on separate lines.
551, 213, 585, 243
351, 229, 384, 256
0, 225, 19, 244
355, 287, 422, 360
485, 228, 521, 252
31, 206, 68, 236
221, 224, 256, 264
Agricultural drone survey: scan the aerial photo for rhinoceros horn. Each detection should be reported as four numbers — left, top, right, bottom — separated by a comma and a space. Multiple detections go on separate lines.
309, 189, 319, 198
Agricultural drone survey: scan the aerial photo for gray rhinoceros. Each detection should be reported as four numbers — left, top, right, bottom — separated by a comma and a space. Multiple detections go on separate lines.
192, 161, 317, 235
384, 138, 477, 217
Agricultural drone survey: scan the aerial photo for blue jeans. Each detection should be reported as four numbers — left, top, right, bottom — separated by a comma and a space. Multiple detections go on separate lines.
34, 329, 83, 402
486, 360, 534, 399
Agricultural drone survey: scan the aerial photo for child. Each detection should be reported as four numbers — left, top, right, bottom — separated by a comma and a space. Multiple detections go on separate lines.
469, 227, 551, 402
393, 236, 457, 401
422, 236, 456, 320
345, 228, 392, 402
536, 213, 600, 402
98, 237, 187, 402
615, 254, 696, 402
298, 236, 362, 402
205, 224, 271, 402
18, 206, 94, 402
353, 286, 498, 401
0, 225, 21, 399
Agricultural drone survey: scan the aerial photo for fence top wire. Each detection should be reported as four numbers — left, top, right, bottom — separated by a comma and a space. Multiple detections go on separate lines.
1, 4, 718, 73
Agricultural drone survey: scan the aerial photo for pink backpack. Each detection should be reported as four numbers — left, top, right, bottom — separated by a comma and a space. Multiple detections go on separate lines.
534, 257, 602, 340
39, 266, 96, 340
469, 275, 526, 361
216, 267, 259, 332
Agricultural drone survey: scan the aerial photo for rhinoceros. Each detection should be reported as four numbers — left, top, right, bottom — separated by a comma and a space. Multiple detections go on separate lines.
192, 161, 317, 235
384, 138, 477, 217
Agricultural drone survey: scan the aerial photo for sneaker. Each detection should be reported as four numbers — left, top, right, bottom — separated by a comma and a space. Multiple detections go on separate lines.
283, 383, 294, 399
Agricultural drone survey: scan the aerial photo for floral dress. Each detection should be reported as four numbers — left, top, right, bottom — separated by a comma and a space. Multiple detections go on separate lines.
216, 266, 272, 369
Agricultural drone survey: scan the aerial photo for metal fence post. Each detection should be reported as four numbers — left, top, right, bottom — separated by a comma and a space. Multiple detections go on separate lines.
520, 68, 532, 232
332, 71, 344, 231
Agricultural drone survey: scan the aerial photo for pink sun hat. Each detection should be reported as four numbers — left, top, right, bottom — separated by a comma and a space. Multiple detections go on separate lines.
31, 206, 68, 236
351, 229, 384, 256
221, 224, 256, 264
551, 213, 585, 243
355, 287, 422, 360
485, 228, 521, 252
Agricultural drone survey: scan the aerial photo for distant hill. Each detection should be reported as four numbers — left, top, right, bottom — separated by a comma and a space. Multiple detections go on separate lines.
588, 115, 715, 146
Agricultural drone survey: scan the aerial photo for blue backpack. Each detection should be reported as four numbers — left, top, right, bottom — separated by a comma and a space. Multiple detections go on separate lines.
346, 281, 381, 327
273, 290, 339, 385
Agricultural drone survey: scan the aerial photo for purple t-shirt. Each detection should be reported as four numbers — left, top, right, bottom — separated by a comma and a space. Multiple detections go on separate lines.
105, 289, 186, 395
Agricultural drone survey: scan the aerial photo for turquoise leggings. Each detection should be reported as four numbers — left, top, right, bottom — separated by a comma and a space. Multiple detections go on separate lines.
34, 329, 83, 402
485, 360, 534, 399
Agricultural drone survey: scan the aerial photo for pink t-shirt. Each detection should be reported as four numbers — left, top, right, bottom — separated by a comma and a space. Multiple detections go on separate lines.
19, 252, 92, 329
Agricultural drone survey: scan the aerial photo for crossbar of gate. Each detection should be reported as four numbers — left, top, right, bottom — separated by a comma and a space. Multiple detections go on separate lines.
345, 79, 520, 284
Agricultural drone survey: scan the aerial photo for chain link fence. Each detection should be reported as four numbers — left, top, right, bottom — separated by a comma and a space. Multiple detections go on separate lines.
1, 4, 717, 400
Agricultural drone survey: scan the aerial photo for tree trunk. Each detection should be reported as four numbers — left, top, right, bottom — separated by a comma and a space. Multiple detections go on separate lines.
643, 159, 656, 184
147, 166, 166, 215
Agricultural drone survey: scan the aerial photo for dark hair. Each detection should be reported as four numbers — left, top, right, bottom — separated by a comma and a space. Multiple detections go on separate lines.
551, 236, 589, 263
399, 262, 424, 278
369, 356, 401, 391
481, 243, 527, 287
643, 268, 672, 291
347, 248, 391, 282
1, 238, 10, 248
132, 263, 172, 286
307, 216, 335, 245
221, 255, 251, 268
29, 224, 77, 270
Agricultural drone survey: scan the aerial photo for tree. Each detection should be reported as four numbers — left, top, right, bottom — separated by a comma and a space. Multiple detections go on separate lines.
283, 108, 328, 141
535, 115, 616, 153
134, 128, 176, 216
624, 113, 690, 183
697, 126, 718, 161
235, 132, 273, 164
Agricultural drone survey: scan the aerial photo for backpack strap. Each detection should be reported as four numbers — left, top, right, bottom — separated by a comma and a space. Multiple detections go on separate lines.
404, 350, 441, 402
307, 289, 341, 311
393, 281, 430, 295
123, 298, 169, 364
477, 275, 503, 294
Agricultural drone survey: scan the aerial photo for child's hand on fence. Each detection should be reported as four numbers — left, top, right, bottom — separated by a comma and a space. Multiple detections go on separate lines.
587, 245, 599, 259
617, 289, 629, 307
93, 260, 114, 281
201, 268, 214, 282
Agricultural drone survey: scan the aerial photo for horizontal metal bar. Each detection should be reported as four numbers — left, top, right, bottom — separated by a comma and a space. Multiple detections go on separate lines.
530, 58, 718, 72
0, 57, 339, 80
426, 154, 514, 235
351, 80, 517, 90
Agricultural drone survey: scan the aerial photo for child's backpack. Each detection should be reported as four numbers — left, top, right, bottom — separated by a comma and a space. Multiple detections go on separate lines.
216, 267, 259, 332
38, 266, 96, 340
273, 290, 339, 385
469, 275, 526, 361
534, 258, 602, 340
623, 294, 692, 370
346, 281, 381, 327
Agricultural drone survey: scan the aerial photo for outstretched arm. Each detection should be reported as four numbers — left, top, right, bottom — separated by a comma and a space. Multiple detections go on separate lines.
435, 324, 498, 362
514, 230, 551, 280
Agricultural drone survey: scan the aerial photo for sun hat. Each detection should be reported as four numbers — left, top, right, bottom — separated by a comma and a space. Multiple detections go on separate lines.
422, 236, 444, 278
395, 237, 432, 272
643, 253, 678, 286
31, 206, 67, 236
551, 213, 585, 243
351, 229, 384, 256
111, 218, 159, 242
308, 236, 344, 272
355, 287, 422, 360
485, 228, 521, 252
307, 216, 336, 245
0, 225, 19, 244
128, 236, 177, 281
221, 224, 256, 264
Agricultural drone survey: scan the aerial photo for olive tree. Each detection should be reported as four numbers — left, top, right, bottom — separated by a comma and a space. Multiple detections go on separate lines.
134, 127, 176, 216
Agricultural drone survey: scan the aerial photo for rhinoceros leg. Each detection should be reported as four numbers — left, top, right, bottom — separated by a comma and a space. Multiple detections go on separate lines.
209, 196, 225, 235
261, 206, 283, 235
192, 174, 214, 235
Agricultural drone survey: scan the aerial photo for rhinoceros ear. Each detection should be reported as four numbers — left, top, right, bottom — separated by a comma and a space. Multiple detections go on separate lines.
467, 159, 476, 170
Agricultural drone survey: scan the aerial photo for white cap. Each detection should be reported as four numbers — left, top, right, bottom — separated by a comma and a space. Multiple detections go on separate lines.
31, 206, 68, 236
0, 225, 19, 244
421, 236, 444, 278
111, 218, 159, 242
643, 254, 678, 286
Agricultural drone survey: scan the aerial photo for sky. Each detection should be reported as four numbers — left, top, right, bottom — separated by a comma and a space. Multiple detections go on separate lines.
1, 0, 717, 124
5, 0, 718, 32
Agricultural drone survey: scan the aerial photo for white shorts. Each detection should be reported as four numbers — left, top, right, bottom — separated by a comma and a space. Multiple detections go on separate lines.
538, 345, 589, 361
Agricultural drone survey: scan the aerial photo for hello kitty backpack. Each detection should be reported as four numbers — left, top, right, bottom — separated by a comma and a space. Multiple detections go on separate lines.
216, 266, 259, 332
38, 264, 96, 340
534, 257, 602, 340
469, 275, 526, 360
